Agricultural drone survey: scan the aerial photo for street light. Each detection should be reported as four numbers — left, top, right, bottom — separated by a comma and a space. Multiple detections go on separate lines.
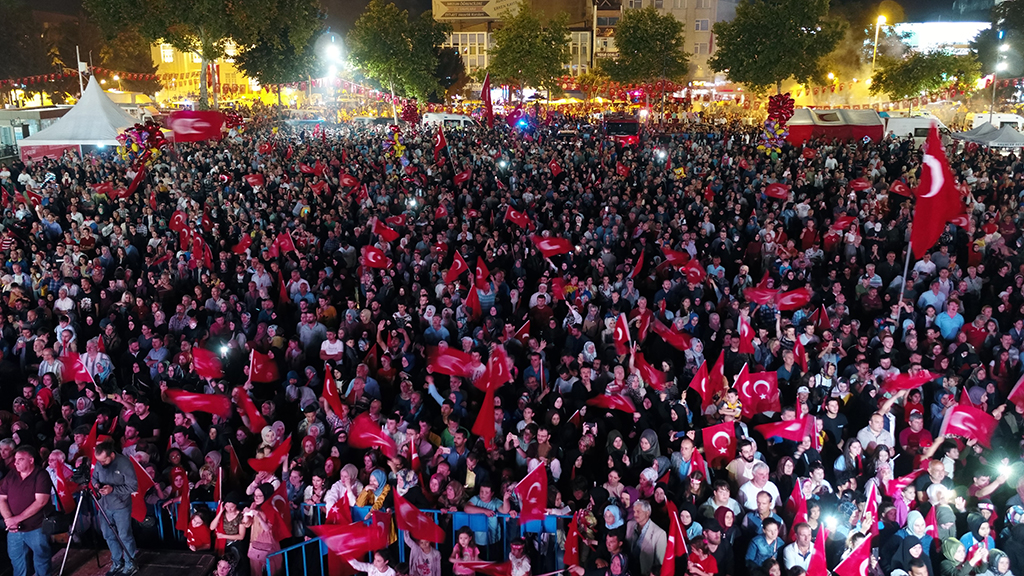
872, 15, 886, 74
827, 72, 835, 81
992, 58, 1010, 124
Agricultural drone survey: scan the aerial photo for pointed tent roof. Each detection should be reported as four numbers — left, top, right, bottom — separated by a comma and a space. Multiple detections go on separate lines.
21, 76, 139, 146
952, 122, 999, 142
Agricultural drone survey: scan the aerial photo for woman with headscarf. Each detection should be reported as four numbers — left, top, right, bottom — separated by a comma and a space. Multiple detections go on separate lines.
605, 431, 629, 471
715, 506, 740, 545
602, 504, 626, 542
245, 483, 287, 576
631, 429, 661, 471
356, 469, 397, 544
893, 535, 932, 575
71, 396, 95, 428
961, 513, 996, 553
940, 537, 988, 576
980, 549, 1011, 576
881, 509, 933, 573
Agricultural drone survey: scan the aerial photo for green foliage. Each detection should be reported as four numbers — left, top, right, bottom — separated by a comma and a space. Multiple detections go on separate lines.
576, 69, 610, 101
85, 0, 289, 107
434, 46, 468, 100
708, 0, 845, 94
487, 0, 570, 94
600, 7, 689, 83
234, 0, 324, 87
347, 1, 451, 101
869, 52, 981, 100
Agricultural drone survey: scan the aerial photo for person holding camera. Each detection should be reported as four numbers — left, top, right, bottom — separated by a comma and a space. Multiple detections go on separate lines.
0, 446, 53, 576
93, 441, 139, 576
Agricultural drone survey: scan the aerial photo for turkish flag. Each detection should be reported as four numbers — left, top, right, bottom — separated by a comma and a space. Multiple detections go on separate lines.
394, 491, 445, 542
274, 231, 297, 254
427, 346, 474, 377
688, 361, 715, 410
299, 163, 316, 174
765, 182, 791, 199
734, 365, 754, 419
454, 562, 511, 576
564, 512, 581, 567
531, 235, 573, 258
54, 463, 79, 513
472, 385, 498, 447
810, 304, 831, 333
340, 173, 360, 188
863, 481, 880, 536
881, 370, 939, 394
445, 252, 469, 284
1008, 374, 1024, 411
911, 124, 961, 257
169, 210, 189, 233
464, 285, 481, 319
630, 250, 644, 279
744, 287, 779, 305
129, 456, 155, 523
890, 180, 912, 197
475, 257, 490, 290
616, 162, 630, 177
243, 173, 265, 188
433, 126, 447, 162
61, 352, 94, 385
586, 394, 636, 413
166, 389, 231, 418
514, 462, 548, 522
249, 350, 279, 383
167, 110, 224, 142
807, 526, 828, 576
481, 72, 494, 128
939, 404, 999, 448
738, 315, 756, 354
310, 521, 388, 560
233, 387, 268, 434
651, 320, 691, 351
802, 148, 817, 160
247, 435, 292, 474
702, 422, 736, 467
549, 158, 563, 177
322, 364, 345, 416
662, 246, 689, 266
832, 215, 856, 231
613, 314, 631, 355
683, 259, 706, 284
361, 245, 392, 269
887, 464, 929, 498
385, 214, 407, 227
514, 320, 531, 342
833, 531, 871, 576
787, 478, 809, 525
454, 168, 472, 185
756, 416, 812, 442
924, 506, 940, 539
231, 234, 252, 254
660, 502, 688, 576
373, 219, 399, 243
173, 467, 190, 531
506, 207, 530, 228
634, 352, 666, 391
92, 181, 114, 196
310, 181, 329, 195
774, 287, 812, 311
258, 142, 273, 155
480, 346, 512, 392
191, 348, 224, 380
349, 412, 398, 457
849, 178, 872, 191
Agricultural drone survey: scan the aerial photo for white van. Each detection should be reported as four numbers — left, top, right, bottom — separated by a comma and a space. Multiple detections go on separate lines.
422, 113, 478, 129
971, 113, 1024, 131
884, 116, 948, 145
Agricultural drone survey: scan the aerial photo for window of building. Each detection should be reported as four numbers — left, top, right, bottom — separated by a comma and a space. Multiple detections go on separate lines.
695, 19, 709, 30
696, 0, 710, 7
653, 0, 663, 7
627, 0, 643, 8
693, 43, 708, 54
160, 44, 174, 63
672, 0, 685, 8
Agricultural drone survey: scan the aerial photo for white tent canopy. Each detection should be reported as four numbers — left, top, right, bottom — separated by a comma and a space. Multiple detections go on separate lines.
21, 76, 138, 147
952, 122, 999, 142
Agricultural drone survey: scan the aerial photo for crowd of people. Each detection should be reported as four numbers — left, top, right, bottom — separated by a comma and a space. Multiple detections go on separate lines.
0, 106, 1021, 576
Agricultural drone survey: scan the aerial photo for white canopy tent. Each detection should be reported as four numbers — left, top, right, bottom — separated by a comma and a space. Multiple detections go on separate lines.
951, 122, 999, 142
21, 76, 138, 147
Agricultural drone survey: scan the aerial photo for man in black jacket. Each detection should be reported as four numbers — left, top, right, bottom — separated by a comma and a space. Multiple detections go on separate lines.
92, 441, 139, 576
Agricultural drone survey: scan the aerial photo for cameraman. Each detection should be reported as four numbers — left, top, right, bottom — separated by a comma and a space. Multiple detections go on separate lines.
93, 441, 139, 576
0, 446, 52, 576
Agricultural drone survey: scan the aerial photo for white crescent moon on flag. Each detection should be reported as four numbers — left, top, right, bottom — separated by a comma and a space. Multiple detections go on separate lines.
921, 154, 943, 198
712, 431, 731, 452
753, 379, 771, 396
740, 378, 752, 398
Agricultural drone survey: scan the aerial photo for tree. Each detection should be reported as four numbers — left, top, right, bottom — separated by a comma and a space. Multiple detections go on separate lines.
347, 0, 451, 107
708, 0, 845, 94
85, 0, 294, 108
0, 0, 56, 105
434, 46, 468, 101
487, 0, 570, 98
600, 7, 689, 84
869, 52, 980, 102
576, 69, 610, 101
234, 0, 324, 102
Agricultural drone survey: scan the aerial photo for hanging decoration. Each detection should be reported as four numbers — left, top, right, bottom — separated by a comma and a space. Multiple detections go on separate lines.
116, 121, 168, 169
757, 93, 795, 156
400, 102, 421, 124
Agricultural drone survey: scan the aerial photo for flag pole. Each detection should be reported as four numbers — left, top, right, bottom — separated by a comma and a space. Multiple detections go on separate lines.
894, 241, 913, 322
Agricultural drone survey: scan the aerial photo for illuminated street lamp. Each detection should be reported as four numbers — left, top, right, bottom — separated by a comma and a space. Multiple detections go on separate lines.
992, 57, 1010, 124
872, 15, 886, 73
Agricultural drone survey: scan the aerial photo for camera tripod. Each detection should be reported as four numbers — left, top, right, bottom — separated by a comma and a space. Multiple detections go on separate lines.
59, 485, 137, 576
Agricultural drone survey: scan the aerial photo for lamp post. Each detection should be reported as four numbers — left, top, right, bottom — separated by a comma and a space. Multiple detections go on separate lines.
872, 15, 886, 74
991, 44, 1007, 124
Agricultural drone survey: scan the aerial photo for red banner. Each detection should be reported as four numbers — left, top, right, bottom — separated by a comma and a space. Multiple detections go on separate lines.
167, 110, 225, 142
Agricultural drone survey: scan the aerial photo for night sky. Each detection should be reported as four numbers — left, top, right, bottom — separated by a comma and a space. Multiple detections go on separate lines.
40, 0, 972, 36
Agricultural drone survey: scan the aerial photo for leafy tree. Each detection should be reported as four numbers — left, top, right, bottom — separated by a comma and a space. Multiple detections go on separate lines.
85, 0, 292, 108
434, 46, 468, 101
869, 52, 980, 102
576, 69, 610, 101
487, 0, 570, 98
708, 0, 845, 94
600, 7, 689, 84
347, 0, 451, 105
234, 0, 324, 102
0, 0, 57, 105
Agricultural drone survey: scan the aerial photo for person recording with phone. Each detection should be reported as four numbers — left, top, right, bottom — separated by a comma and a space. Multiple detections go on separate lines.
92, 441, 139, 576
0, 446, 53, 576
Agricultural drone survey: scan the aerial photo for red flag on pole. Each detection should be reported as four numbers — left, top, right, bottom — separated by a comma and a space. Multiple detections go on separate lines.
613, 313, 631, 356
445, 251, 470, 284
394, 491, 445, 542
688, 361, 715, 410
786, 478, 809, 525
54, 463, 79, 513
349, 413, 397, 457
372, 220, 399, 243
165, 389, 231, 418
426, 346, 474, 378
765, 182, 791, 199
701, 422, 736, 467
310, 521, 388, 559
651, 320, 692, 351
481, 73, 494, 129
564, 511, 581, 567
247, 435, 292, 474
738, 315, 756, 354
232, 387, 268, 434
807, 525, 828, 576
833, 531, 872, 576
755, 416, 812, 442
322, 364, 345, 416
249, 350, 279, 383
361, 245, 392, 269
586, 394, 636, 413
939, 404, 999, 448
774, 287, 813, 311
433, 127, 447, 162
881, 370, 939, 394
514, 462, 548, 522
514, 320, 531, 342
129, 456, 155, 523
530, 235, 573, 258
506, 207, 530, 228
191, 347, 224, 380
911, 123, 961, 257
474, 257, 490, 290
924, 505, 940, 539
633, 352, 665, 391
